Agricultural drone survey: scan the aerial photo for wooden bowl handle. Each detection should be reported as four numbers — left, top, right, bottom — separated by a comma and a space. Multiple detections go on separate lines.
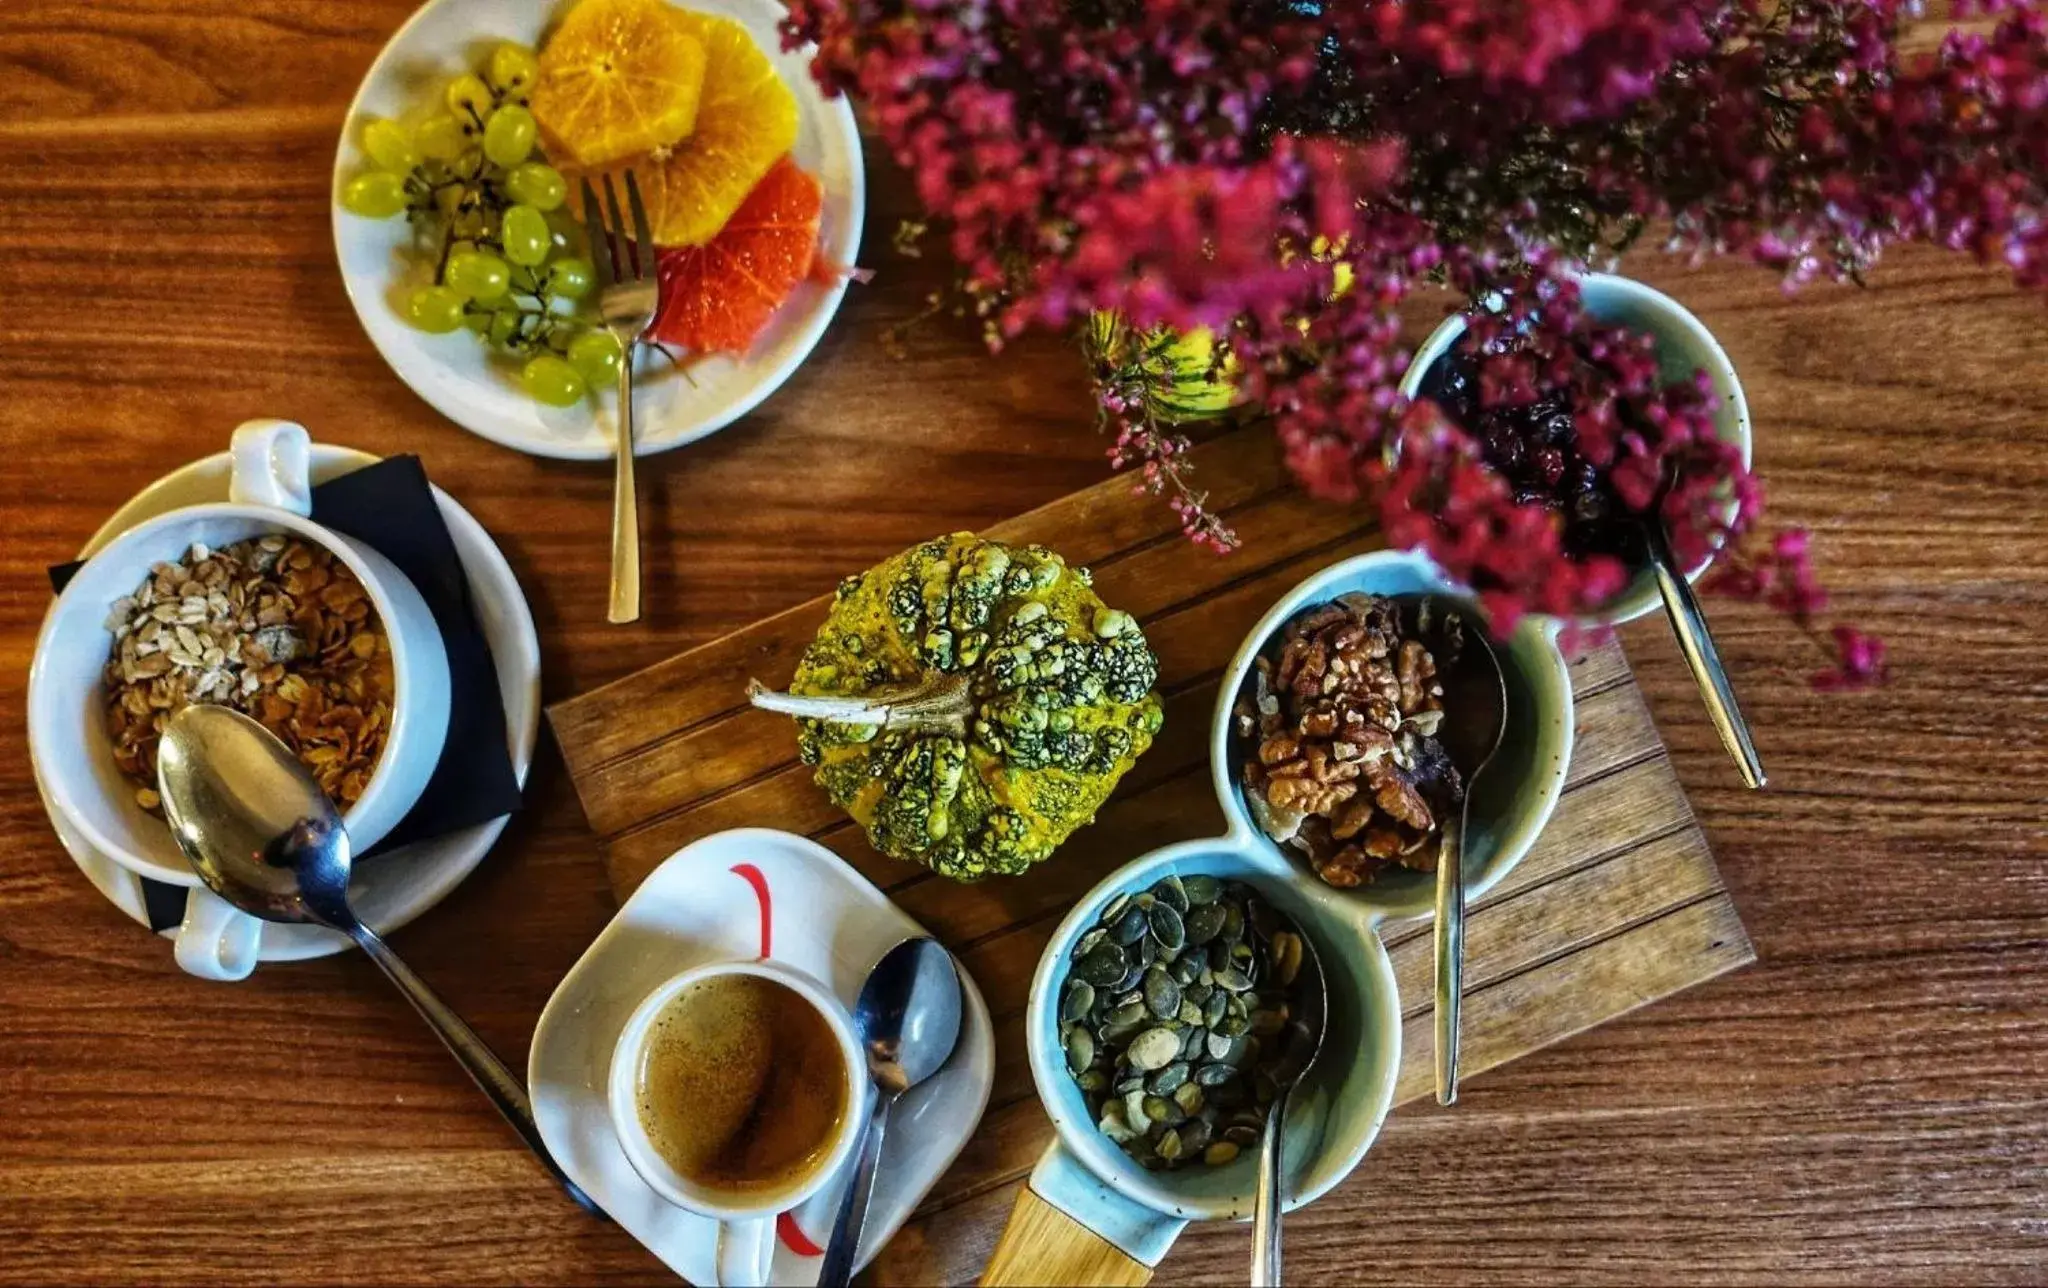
979, 1185, 1153, 1287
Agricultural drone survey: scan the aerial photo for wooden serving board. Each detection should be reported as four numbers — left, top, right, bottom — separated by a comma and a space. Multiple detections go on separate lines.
546, 424, 1755, 1284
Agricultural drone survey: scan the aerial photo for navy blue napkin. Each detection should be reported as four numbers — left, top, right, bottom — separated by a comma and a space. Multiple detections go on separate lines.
50, 455, 523, 931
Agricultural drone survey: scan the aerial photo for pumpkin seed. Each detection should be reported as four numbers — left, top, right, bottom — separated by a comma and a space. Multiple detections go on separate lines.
1182, 875, 1221, 905
1127, 1027, 1182, 1071
1134, 892, 1156, 910
1156, 874, 1190, 914
1156, 1128, 1184, 1162
1077, 942, 1128, 986
1099, 892, 1133, 926
1064, 1025, 1096, 1073
1143, 967, 1181, 1019
1114, 957, 1148, 993
1125, 1089, 1151, 1131
1148, 903, 1185, 953
1215, 966, 1253, 993
1113, 905, 1149, 945
1184, 902, 1227, 946
1203, 990, 1229, 1028
1078, 1069, 1110, 1093
1076, 927, 1110, 958
1099, 1102, 1139, 1143
1147, 1062, 1190, 1095
1173, 1081, 1204, 1115
1270, 931, 1303, 987
1102, 1001, 1148, 1044
1194, 1062, 1236, 1087
1204, 1141, 1242, 1166
1116, 1075, 1145, 1095
1215, 1013, 1250, 1038
1171, 955, 1201, 986
1180, 1026, 1206, 1059
1221, 904, 1245, 944
1175, 998, 1201, 1027
1142, 1094, 1185, 1126
1206, 1030, 1236, 1061
1061, 980, 1096, 1024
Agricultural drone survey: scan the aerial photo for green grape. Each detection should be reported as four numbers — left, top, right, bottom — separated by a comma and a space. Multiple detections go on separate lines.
505, 162, 567, 212
482, 104, 537, 167
446, 72, 493, 120
520, 354, 587, 407
462, 308, 493, 334
362, 118, 419, 173
567, 330, 625, 384
486, 309, 525, 348
488, 43, 540, 95
501, 204, 552, 267
415, 113, 466, 162
445, 249, 511, 302
547, 257, 596, 300
341, 171, 408, 219
404, 285, 467, 333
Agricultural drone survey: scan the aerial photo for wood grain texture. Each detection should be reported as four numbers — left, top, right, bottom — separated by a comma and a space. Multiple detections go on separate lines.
1, 4, 2045, 1286
978, 1187, 1153, 1288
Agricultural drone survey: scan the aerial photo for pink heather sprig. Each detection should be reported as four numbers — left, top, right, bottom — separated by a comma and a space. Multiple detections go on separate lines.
784, 0, 2048, 687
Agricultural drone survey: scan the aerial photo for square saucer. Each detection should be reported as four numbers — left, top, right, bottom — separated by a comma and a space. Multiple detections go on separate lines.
529, 828, 993, 1284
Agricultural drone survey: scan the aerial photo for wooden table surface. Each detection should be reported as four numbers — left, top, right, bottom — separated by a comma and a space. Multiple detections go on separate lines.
2, 6, 2045, 1285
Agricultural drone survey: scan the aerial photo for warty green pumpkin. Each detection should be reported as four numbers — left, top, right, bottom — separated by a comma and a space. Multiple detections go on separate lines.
749, 533, 1164, 880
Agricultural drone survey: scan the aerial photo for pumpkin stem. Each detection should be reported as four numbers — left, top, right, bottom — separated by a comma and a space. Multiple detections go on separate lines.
747, 673, 975, 737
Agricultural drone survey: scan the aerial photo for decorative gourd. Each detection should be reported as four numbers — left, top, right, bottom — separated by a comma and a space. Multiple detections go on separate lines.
749, 533, 1164, 880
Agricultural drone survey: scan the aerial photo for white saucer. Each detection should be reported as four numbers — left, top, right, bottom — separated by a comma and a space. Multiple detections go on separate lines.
333, 0, 866, 461
31, 445, 541, 961
530, 828, 994, 1285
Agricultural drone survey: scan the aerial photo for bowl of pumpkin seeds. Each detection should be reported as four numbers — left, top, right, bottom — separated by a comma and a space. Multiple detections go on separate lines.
1027, 838, 1401, 1223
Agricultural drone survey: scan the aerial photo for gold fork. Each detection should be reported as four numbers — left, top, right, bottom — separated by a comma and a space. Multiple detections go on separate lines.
579, 172, 660, 625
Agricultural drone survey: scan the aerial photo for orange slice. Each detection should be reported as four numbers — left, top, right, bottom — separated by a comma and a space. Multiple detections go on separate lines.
654, 156, 823, 354
570, 11, 798, 247
532, 0, 707, 168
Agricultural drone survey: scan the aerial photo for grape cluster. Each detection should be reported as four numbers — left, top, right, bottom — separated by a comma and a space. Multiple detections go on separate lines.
340, 43, 624, 408
1420, 356, 1638, 565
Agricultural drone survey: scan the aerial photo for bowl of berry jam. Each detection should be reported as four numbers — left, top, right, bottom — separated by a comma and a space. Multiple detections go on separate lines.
1400, 272, 1752, 625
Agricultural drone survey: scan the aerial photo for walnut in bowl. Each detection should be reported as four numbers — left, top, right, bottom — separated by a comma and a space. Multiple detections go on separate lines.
1210, 550, 1573, 919
1234, 594, 1466, 889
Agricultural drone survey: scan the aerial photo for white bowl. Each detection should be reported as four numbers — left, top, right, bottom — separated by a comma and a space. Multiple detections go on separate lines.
333, 0, 865, 460
1400, 272, 1754, 625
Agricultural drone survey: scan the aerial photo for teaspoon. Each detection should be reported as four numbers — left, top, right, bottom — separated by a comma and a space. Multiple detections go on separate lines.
155, 704, 601, 1214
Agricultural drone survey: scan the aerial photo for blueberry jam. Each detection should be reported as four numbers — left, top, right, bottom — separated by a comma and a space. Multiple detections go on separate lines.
1419, 354, 1642, 564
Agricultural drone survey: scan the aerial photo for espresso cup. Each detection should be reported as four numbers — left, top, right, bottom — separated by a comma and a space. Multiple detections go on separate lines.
26, 420, 451, 981
607, 958, 869, 1288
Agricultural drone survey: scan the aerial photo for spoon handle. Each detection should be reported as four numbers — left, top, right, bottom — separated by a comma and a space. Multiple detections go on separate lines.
349, 923, 606, 1217
1434, 819, 1465, 1106
1251, 1095, 1286, 1287
818, 1092, 891, 1288
1645, 524, 1767, 790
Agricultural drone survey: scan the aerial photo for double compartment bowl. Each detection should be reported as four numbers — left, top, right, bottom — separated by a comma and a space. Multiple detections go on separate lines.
1018, 549, 1576, 1267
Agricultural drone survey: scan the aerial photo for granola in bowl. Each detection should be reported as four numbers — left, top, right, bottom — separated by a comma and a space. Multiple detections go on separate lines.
1231, 593, 1465, 889
103, 533, 395, 814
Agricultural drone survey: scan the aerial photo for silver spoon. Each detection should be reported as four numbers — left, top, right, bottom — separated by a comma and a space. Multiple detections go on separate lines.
1638, 490, 1767, 789
156, 704, 601, 1214
1250, 918, 1327, 1288
816, 937, 963, 1288
1403, 597, 1509, 1107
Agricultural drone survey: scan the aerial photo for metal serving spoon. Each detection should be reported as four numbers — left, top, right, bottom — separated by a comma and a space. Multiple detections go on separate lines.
1403, 597, 1509, 1107
1250, 921, 1327, 1288
816, 936, 964, 1288
1638, 490, 1767, 789
156, 704, 600, 1214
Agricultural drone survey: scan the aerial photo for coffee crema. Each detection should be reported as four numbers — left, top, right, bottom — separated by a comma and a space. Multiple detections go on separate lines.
634, 973, 850, 1196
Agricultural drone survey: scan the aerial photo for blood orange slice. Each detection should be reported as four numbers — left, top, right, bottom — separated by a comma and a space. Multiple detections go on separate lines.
653, 156, 823, 355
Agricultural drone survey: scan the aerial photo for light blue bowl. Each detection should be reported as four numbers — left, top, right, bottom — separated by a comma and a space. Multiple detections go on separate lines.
1020, 550, 1574, 1267
1400, 271, 1754, 625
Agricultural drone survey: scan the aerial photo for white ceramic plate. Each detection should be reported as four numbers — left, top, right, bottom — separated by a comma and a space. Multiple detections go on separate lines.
30, 445, 542, 961
530, 828, 995, 1285
334, 0, 865, 460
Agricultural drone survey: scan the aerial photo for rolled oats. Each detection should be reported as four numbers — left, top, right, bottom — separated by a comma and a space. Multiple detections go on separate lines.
1233, 593, 1465, 888
103, 535, 395, 815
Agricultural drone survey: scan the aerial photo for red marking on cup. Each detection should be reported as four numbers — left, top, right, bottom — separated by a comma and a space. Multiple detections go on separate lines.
730, 862, 772, 957
777, 1210, 823, 1257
